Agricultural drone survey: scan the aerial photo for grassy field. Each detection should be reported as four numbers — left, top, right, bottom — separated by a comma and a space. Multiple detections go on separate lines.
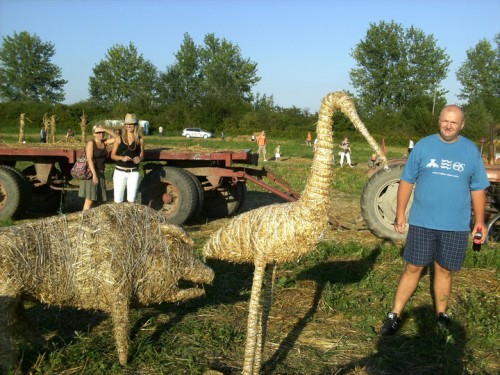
3, 133, 499, 374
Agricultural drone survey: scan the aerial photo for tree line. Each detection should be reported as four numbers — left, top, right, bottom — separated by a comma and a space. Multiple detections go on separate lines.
0, 22, 498, 144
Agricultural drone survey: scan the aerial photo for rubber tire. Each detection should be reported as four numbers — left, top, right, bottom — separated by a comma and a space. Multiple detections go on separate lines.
185, 171, 204, 223
22, 165, 62, 214
139, 166, 199, 225
0, 166, 28, 220
202, 182, 247, 218
361, 163, 412, 241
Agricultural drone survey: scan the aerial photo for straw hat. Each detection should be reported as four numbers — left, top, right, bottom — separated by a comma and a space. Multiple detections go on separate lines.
124, 113, 138, 125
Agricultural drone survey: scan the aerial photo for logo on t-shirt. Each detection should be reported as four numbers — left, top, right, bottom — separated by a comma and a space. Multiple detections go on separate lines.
426, 158, 465, 178
426, 159, 439, 168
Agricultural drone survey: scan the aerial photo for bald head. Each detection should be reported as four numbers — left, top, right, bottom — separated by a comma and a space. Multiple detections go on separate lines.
438, 105, 465, 143
439, 105, 464, 124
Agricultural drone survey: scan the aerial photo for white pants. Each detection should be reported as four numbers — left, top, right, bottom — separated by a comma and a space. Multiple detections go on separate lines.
340, 152, 351, 166
113, 169, 140, 203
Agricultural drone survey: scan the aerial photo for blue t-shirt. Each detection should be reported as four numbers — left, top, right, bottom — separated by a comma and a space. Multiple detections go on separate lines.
401, 134, 490, 231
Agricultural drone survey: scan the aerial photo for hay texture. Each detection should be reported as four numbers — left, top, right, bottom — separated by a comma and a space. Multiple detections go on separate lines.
202, 91, 378, 375
0, 203, 214, 370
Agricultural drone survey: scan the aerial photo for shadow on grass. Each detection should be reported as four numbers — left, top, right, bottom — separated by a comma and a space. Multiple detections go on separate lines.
19, 303, 107, 373
333, 305, 467, 374
262, 246, 382, 374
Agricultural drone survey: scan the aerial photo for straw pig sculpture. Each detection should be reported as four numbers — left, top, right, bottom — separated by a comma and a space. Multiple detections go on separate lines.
203, 91, 383, 374
0, 203, 214, 371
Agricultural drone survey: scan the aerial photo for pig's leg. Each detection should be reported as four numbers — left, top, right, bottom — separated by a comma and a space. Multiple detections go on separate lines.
110, 296, 130, 366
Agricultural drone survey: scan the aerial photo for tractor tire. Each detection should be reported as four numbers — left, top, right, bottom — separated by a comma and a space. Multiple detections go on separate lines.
202, 182, 247, 218
139, 166, 199, 225
361, 163, 412, 241
0, 166, 29, 220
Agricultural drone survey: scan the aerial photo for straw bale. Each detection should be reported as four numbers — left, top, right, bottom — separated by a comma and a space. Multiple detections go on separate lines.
0, 203, 214, 369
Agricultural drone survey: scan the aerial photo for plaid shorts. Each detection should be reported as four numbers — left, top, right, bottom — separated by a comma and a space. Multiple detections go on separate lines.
403, 225, 469, 271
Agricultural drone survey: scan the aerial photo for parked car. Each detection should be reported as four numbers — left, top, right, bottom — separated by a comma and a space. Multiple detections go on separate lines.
182, 128, 214, 139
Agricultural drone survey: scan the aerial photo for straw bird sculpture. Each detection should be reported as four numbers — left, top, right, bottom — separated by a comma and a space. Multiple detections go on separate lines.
203, 91, 383, 374
0, 203, 214, 372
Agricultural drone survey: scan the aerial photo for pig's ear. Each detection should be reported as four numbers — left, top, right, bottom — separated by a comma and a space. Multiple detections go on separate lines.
160, 224, 195, 247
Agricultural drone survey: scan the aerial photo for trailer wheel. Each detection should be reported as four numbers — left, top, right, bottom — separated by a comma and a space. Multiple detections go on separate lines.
22, 165, 62, 214
185, 172, 204, 222
202, 182, 247, 218
139, 166, 199, 225
361, 163, 411, 241
0, 166, 28, 220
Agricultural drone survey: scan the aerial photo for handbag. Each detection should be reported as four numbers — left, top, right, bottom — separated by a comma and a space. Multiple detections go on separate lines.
70, 153, 92, 179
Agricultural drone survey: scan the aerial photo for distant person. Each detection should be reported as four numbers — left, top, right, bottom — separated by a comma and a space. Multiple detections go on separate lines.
256, 130, 267, 162
79, 125, 116, 210
408, 139, 414, 154
381, 105, 489, 336
66, 127, 75, 141
339, 136, 353, 167
158, 126, 163, 137
274, 145, 281, 161
111, 113, 145, 203
40, 127, 47, 143
306, 132, 312, 146
221, 131, 225, 140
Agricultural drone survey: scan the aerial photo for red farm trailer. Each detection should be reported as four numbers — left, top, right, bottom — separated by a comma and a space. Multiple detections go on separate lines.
0, 145, 300, 224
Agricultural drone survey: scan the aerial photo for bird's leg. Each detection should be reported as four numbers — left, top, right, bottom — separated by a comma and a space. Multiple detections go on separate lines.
243, 259, 266, 375
253, 262, 276, 374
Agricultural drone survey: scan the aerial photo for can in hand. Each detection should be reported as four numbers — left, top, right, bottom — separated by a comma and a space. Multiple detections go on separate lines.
472, 227, 483, 252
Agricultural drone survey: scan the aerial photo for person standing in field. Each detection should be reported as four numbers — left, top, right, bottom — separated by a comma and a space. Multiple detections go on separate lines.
339, 136, 353, 167
158, 126, 163, 137
40, 126, 47, 143
408, 139, 415, 154
381, 105, 489, 336
111, 113, 145, 203
274, 145, 281, 161
306, 131, 312, 146
79, 125, 116, 210
256, 130, 268, 162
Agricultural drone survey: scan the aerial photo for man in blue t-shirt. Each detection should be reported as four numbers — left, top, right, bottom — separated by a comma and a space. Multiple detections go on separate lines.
381, 105, 490, 336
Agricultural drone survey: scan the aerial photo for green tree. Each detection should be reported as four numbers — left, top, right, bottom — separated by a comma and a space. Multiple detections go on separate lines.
0, 31, 67, 103
89, 43, 158, 108
456, 34, 500, 123
159, 33, 260, 105
350, 21, 450, 113
199, 33, 260, 102
158, 33, 202, 105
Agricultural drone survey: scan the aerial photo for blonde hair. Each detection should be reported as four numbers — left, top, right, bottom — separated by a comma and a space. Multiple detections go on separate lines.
121, 122, 141, 145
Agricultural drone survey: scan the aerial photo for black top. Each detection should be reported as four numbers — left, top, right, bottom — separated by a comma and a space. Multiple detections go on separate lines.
115, 137, 141, 168
92, 141, 109, 172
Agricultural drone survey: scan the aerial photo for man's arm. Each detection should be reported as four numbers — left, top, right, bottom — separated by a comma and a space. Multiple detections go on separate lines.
394, 180, 414, 234
471, 189, 487, 244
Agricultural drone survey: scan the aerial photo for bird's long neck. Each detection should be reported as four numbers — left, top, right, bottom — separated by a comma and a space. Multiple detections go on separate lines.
299, 92, 384, 207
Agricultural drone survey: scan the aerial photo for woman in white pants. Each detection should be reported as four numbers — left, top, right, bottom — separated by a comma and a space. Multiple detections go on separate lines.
111, 113, 145, 203
339, 136, 352, 167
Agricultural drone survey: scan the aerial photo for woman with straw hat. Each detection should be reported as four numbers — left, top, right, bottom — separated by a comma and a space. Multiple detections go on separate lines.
111, 113, 145, 203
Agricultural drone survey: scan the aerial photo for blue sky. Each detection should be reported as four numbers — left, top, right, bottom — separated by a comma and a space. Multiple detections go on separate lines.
0, 0, 498, 111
